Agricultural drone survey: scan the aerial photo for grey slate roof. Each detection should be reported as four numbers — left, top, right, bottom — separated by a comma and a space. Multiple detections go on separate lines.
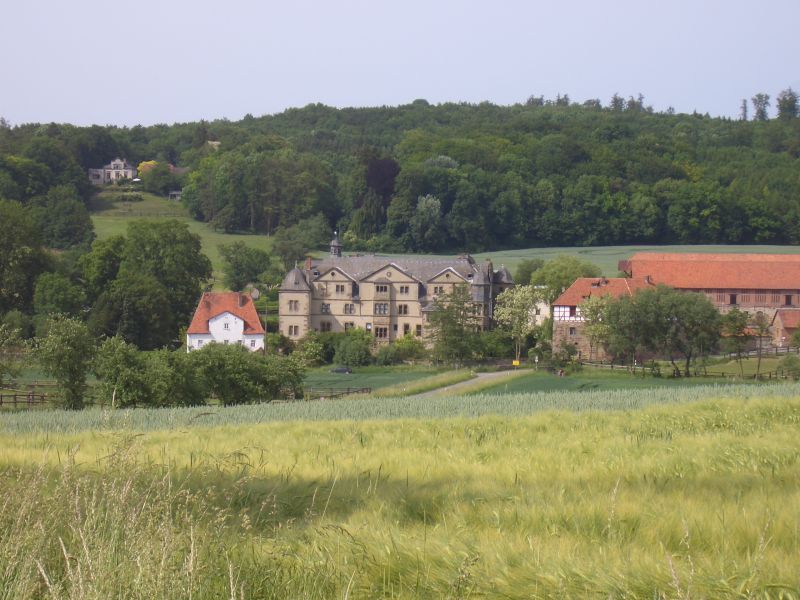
280, 268, 311, 292
311, 255, 479, 283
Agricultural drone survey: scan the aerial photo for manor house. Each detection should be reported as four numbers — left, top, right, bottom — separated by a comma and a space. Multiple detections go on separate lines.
278, 236, 513, 342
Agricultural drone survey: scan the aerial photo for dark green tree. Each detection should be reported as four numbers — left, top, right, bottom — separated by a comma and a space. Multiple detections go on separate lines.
752, 93, 771, 121
34, 315, 96, 409
0, 200, 49, 314
426, 285, 480, 365
777, 88, 799, 120
219, 242, 273, 290
33, 272, 86, 317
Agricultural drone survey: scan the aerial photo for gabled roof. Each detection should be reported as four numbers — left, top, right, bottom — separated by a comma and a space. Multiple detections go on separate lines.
427, 266, 468, 283
554, 277, 651, 306
187, 292, 265, 334
773, 309, 800, 330
627, 253, 800, 289
357, 262, 423, 284
311, 254, 479, 283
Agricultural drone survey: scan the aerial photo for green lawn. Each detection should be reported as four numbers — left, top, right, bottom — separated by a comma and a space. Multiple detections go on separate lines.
91, 194, 272, 284
470, 367, 766, 395
303, 364, 449, 391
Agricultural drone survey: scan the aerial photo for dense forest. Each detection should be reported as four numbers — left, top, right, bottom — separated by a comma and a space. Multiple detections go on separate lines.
2, 90, 800, 256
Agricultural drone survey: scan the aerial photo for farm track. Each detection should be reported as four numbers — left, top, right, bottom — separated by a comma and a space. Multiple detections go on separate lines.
410, 369, 521, 398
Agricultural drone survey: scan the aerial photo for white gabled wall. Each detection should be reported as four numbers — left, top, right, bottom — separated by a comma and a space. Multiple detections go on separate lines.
186, 311, 264, 352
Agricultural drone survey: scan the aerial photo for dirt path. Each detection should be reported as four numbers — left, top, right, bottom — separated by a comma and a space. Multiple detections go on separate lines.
410, 369, 522, 399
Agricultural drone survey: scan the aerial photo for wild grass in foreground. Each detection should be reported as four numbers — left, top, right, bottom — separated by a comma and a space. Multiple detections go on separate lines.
1, 382, 797, 435
1, 395, 798, 598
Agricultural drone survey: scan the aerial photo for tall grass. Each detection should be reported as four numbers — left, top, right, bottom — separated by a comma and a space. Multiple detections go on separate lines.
1, 395, 799, 597
1, 382, 798, 435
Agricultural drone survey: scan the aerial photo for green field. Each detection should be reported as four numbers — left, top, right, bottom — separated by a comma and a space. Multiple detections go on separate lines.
91, 194, 272, 283
466, 368, 761, 395
1, 385, 798, 598
303, 365, 453, 392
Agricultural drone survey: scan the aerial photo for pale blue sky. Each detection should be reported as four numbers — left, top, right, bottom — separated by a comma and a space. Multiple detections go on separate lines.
1, 0, 798, 126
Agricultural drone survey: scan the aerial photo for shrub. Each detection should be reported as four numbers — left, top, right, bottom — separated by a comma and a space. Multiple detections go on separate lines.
333, 329, 373, 366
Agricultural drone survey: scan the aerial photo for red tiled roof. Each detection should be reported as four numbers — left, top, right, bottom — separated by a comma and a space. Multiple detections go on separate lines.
773, 309, 800, 330
187, 292, 265, 334
628, 253, 800, 289
554, 277, 651, 307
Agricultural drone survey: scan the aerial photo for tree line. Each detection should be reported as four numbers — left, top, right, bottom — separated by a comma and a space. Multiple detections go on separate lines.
2, 90, 800, 258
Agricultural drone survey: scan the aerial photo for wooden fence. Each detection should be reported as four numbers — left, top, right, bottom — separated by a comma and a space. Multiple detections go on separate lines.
0, 392, 49, 408
303, 387, 372, 401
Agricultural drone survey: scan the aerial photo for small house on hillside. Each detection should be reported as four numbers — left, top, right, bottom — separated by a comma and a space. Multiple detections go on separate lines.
186, 292, 265, 352
88, 157, 137, 185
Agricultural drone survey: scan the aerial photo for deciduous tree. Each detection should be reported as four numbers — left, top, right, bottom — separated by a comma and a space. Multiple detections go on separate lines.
34, 315, 96, 409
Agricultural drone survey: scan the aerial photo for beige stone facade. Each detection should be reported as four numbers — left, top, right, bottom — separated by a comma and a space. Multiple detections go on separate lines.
279, 237, 513, 342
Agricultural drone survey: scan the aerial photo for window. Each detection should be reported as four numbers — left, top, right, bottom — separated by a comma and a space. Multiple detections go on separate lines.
399, 285, 410, 294
344, 303, 355, 315
335, 284, 346, 294
197, 340, 203, 347
376, 284, 388, 293
250, 340, 256, 348
398, 304, 409, 315
321, 303, 330, 314
403, 323, 410, 335
375, 303, 388, 315
433, 286, 444, 295
393, 324, 398, 332
772, 293, 781, 304
786, 295, 793, 306
344, 322, 355, 331
288, 325, 299, 336
534, 307, 541, 315
288, 300, 299, 311
223, 322, 230, 330
756, 292, 766, 304
569, 327, 576, 336
321, 321, 332, 332
375, 327, 388, 339
569, 306, 577, 317
415, 324, 422, 336
729, 294, 737, 305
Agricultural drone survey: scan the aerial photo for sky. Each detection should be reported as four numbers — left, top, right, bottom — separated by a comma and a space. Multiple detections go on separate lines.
1, 0, 798, 127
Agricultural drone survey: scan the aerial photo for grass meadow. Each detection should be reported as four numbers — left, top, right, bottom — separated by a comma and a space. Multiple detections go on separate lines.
1, 385, 799, 598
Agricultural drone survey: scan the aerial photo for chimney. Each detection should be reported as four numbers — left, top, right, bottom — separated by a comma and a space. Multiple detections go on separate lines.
304, 256, 313, 271
239, 292, 246, 307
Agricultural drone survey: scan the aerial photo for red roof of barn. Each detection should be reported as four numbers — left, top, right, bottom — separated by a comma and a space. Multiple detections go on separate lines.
554, 277, 652, 307
773, 309, 800, 330
187, 292, 265, 334
627, 253, 800, 289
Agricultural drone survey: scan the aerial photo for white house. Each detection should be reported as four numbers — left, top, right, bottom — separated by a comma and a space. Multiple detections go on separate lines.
186, 292, 265, 352
88, 157, 137, 185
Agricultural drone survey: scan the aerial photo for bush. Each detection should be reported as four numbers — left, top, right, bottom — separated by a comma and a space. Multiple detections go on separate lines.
375, 344, 401, 366
779, 354, 800, 380
333, 329, 373, 366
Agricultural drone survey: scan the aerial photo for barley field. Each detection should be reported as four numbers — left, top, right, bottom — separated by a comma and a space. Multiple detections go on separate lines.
1, 385, 799, 598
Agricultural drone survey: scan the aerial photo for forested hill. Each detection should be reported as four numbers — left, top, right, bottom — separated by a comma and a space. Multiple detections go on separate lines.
2, 94, 800, 253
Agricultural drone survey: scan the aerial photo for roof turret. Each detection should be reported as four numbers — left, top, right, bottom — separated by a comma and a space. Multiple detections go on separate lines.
280, 267, 311, 292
